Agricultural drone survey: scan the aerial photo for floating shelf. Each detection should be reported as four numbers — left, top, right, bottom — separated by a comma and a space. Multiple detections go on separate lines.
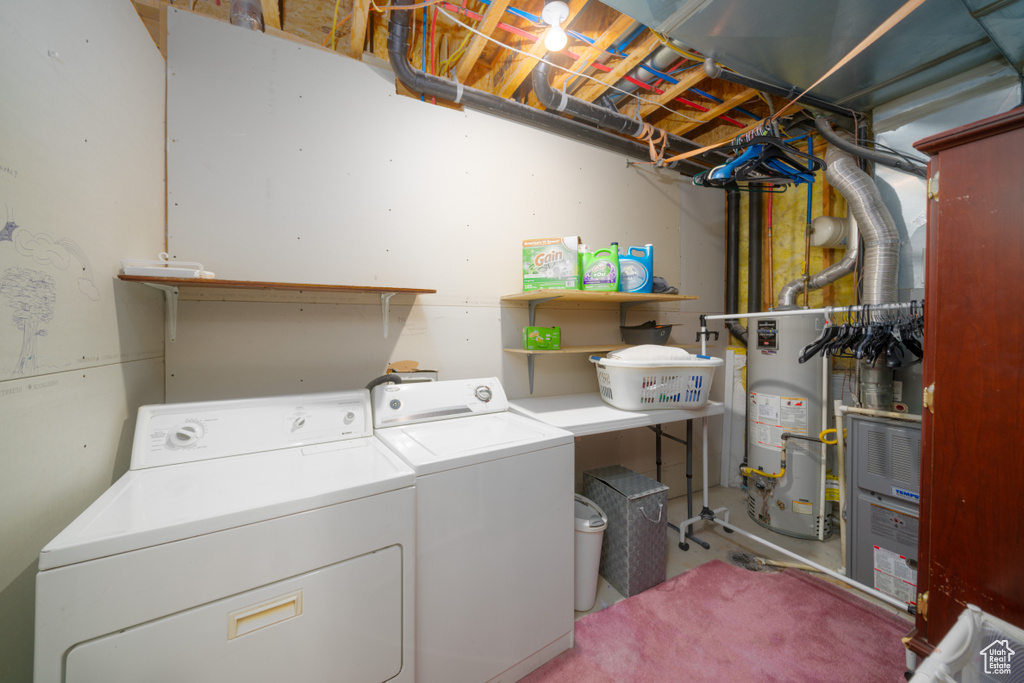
118, 275, 435, 341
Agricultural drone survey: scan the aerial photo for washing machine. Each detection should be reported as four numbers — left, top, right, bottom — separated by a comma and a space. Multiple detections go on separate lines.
371, 377, 574, 683
34, 390, 415, 683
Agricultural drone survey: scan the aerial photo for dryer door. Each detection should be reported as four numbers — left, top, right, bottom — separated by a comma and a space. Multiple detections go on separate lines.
65, 545, 405, 683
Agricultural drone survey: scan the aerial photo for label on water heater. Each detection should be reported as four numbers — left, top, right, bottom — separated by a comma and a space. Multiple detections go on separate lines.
756, 319, 778, 350
749, 392, 809, 450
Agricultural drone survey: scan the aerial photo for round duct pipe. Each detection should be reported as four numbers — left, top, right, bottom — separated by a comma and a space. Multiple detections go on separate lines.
230, 0, 264, 31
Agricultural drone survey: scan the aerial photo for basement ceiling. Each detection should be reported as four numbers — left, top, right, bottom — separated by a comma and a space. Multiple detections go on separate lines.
132, 0, 1024, 165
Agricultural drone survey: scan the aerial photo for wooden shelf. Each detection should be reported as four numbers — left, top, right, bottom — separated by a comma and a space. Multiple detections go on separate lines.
501, 289, 697, 304
119, 275, 435, 341
504, 344, 698, 355
118, 275, 435, 296
501, 289, 700, 393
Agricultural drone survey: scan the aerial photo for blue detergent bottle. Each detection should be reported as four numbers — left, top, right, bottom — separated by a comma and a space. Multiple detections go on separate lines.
618, 244, 654, 293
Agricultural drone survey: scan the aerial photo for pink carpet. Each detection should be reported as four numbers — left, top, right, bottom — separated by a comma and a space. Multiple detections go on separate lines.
522, 560, 911, 683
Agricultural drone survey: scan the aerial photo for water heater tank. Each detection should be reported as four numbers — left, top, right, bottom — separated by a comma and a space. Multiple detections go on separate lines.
746, 315, 831, 540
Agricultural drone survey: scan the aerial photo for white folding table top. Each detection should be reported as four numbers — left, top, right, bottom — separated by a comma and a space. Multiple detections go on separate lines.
508, 393, 724, 436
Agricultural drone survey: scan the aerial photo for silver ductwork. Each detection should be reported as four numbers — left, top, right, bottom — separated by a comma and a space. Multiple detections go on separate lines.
777, 214, 859, 308
230, 0, 264, 30
798, 133, 901, 409
823, 133, 901, 306
778, 134, 900, 310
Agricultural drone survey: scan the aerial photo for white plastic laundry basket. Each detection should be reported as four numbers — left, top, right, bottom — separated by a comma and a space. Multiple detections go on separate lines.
589, 353, 723, 410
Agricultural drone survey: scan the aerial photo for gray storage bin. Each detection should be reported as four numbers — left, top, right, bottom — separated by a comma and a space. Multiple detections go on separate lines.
582, 465, 668, 598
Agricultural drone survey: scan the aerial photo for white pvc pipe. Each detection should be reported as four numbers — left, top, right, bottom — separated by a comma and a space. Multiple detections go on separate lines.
834, 400, 849, 573
818, 355, 829, 542
842, 404, 922, 423
704, 300, 920, 323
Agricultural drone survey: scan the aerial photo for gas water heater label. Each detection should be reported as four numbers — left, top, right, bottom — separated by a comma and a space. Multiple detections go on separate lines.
756, 319, 778, 350
749, 392, 809, 450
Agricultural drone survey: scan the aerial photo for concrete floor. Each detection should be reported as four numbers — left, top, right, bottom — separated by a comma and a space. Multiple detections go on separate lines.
578, 484, 915, 626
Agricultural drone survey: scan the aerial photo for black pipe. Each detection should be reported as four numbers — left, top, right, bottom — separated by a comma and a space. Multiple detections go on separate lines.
815, 117, 927, 177
703, 59, 859, 121
532, 61, 730, 172
385, 6, 707, 175
724, 188, 747, 345
747, 189, 763, 318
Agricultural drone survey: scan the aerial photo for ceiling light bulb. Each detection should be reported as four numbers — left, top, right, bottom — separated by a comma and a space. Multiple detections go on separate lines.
541, 1, 569, 52
545, 25, 567, 51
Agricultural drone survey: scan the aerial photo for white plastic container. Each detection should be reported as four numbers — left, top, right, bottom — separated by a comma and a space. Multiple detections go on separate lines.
573, 494, 607, 612
589, 354, 723, 410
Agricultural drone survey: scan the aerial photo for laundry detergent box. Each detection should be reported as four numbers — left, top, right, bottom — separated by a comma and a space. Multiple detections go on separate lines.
523, 326, 561, 350
522, 236, 581, 291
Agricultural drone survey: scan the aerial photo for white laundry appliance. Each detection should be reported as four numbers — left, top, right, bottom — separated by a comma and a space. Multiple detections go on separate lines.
34, 390, 416, 683
371, 377, 575, 683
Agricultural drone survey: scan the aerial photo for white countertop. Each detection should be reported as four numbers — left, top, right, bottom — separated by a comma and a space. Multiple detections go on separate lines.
508, 394, 724, 436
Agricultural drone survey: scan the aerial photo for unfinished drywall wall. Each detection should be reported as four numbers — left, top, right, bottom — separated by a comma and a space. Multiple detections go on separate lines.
162, 9, 725, 495
0, 1, 166, 679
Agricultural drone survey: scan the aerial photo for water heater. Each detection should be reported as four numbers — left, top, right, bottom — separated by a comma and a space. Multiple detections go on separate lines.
746, 315, 831, 540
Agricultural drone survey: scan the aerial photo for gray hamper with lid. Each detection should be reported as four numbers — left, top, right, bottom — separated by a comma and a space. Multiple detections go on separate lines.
582, 465, 668, 598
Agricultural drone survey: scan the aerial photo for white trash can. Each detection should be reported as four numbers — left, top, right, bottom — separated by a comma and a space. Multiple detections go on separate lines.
574, 493, 608, 612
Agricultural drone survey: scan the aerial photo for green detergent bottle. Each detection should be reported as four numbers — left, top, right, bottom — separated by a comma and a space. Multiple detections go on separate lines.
581, 243, 620, 291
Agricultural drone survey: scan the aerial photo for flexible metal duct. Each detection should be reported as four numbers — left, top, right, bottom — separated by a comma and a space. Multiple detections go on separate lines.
230, 0, 263, 30
385, 4, 713, 176
824, 135, 900, 306
777, 136, 898, 308
779, 135, 899, 408
777, 213, 859, 307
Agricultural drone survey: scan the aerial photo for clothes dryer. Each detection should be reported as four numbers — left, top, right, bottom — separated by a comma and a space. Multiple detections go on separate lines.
371, 377, 574, 683
34, 390, 415, 683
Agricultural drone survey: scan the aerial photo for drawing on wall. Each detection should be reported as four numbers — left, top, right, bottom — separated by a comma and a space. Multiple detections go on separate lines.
0, 266, 55, 375
0, 209, 102, 377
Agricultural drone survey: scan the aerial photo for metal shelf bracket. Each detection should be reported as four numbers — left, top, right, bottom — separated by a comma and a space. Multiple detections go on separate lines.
381, 292, 397, 339
143, 282, 180, 343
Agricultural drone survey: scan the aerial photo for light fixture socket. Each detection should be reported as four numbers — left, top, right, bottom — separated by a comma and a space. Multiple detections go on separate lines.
541, 0, 569, 26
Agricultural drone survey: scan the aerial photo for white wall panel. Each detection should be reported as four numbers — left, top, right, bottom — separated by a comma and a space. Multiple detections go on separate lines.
162, 9, 724, 502
0, 1, 165, 378
0, 2, 166, 679
165, 9, 685, 299
164, 9, 721, 407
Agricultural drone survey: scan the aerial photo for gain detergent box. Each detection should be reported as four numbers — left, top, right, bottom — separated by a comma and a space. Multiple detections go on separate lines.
522, 236, 581, 291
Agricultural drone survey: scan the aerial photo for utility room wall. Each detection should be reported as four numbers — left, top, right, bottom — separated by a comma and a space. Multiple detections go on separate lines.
0, 1, 167, 680
162, 10, 725, 495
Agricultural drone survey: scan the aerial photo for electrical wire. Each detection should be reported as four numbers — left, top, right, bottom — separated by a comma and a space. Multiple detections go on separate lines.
372, 0, 448, 12
433, 6, 703, 122
323, 10, 352, 49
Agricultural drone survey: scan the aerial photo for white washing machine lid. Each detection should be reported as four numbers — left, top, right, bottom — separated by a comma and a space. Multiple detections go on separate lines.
373, 411, 573, 476
38, 436, 414, 570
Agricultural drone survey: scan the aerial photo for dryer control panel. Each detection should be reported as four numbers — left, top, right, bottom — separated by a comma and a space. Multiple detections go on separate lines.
371, 377, 508, 429
131, 390, 373, 470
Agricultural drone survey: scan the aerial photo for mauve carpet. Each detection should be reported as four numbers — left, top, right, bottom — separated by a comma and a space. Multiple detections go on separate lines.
521, 559, 911, 683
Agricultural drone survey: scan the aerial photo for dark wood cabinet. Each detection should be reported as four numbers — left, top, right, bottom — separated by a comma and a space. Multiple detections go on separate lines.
907, 108, 1024, 655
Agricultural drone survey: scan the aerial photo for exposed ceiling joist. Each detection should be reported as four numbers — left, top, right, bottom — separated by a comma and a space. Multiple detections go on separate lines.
571, 32, 662, 103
